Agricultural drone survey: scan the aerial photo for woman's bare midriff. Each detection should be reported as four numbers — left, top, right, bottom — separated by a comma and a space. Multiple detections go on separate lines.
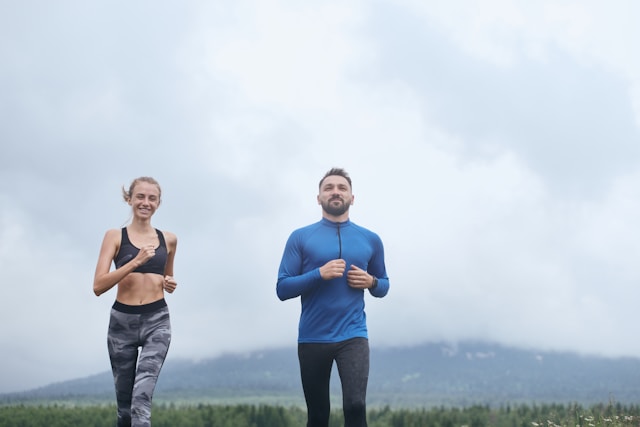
116, 273, 165, 305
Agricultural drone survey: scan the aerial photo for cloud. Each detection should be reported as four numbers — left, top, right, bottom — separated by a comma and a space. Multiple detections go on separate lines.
1, 0, 640, 394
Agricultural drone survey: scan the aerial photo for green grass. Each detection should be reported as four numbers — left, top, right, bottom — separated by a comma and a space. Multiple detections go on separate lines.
1, 402, 640, 427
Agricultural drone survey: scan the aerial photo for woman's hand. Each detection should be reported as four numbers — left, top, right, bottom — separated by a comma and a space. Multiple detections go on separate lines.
134, 245, 156, 267
164, 275, 177, 293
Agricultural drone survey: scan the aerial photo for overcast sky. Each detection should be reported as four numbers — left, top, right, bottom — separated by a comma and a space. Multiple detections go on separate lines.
1, 0, 640, 394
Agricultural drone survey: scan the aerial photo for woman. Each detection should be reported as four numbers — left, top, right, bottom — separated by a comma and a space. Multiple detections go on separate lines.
93, 176, 178, 427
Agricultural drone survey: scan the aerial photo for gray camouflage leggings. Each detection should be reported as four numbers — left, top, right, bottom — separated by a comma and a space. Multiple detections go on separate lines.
108, 299, 171, 427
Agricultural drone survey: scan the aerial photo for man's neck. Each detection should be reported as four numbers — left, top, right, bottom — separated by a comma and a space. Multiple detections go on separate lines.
322, 213, 349, 223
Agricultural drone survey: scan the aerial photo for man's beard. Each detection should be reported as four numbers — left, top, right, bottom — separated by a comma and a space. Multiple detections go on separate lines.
322, 198, 350, 216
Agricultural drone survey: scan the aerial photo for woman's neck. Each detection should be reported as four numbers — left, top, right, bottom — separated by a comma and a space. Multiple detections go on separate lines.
128, 218, 154, 233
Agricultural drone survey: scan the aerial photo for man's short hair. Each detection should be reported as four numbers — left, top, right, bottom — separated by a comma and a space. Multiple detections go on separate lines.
319, 167, 352, 190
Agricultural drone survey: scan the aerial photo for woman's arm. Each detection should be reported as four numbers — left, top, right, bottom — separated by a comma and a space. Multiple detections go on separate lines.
162, 231, 178, 293
92, 229, 153, 296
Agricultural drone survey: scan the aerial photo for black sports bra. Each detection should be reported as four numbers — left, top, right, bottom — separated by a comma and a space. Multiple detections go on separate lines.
114, 228, 167, 275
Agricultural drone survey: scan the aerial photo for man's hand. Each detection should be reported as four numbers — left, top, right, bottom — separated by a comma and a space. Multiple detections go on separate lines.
347, 265, 374, 289
319, 259, 346, 280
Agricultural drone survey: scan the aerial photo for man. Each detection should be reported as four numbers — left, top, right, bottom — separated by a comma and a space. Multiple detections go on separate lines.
277, 167, 390, 427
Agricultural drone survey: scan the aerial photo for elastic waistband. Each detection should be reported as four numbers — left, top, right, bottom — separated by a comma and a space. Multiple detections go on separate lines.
112, 298, 167, 314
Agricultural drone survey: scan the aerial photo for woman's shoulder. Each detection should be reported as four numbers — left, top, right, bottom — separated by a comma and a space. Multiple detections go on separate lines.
159, 229, 178, 246
98, 228, 123, 253
103, 228, 123, 240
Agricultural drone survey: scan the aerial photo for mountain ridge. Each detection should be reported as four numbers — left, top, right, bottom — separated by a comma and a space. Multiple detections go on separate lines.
3, 341, 640, 408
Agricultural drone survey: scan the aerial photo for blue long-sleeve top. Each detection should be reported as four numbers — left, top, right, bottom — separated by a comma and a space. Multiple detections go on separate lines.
277, 218, 389, 343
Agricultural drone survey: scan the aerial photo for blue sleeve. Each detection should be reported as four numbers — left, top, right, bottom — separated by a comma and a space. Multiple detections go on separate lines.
367, 233, 390, 298
276, 231, 322, 301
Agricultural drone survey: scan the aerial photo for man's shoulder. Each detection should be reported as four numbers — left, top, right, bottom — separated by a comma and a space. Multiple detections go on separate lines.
291, 220, 324, 235
349, 221, 382, 240
348, 220, 369, 232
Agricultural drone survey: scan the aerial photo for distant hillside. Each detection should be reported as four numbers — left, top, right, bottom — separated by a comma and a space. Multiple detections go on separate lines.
3, 342, 640, 408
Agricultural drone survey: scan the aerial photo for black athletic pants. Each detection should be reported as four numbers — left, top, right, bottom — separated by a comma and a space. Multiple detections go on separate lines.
298, 337, 369, 427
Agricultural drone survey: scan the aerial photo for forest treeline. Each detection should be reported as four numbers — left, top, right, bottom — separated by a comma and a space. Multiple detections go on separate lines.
1, 402, 640, 427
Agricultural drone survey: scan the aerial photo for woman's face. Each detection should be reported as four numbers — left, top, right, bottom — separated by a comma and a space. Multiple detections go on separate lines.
129, 181, 161, 220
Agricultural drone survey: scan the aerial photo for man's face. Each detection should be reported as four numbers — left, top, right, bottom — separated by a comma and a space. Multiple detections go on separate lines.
317, 175, 353, 217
